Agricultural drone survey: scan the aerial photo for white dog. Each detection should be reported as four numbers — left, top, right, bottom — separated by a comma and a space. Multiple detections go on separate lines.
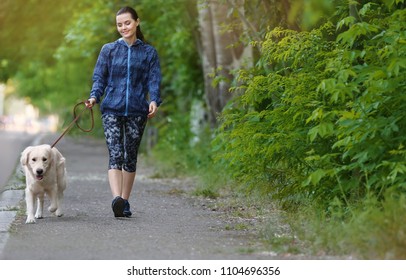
20, 144, 67, 224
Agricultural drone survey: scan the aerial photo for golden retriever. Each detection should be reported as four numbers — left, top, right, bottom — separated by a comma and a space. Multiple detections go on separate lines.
20, 144, 67, 224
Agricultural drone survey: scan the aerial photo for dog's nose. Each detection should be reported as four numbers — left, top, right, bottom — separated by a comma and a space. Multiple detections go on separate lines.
36, 169, 44, 175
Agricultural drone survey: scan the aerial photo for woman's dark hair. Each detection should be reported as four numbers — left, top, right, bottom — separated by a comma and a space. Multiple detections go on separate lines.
116, 6, 145, 42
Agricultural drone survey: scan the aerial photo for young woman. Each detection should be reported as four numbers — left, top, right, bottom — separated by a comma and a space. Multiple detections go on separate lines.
86, 6, 162, 218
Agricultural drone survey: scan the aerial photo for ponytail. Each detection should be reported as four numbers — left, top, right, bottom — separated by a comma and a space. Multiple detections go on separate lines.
136, 26, 145, 42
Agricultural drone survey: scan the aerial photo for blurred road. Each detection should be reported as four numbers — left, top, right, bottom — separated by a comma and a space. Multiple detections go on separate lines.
0, 131, 37, 193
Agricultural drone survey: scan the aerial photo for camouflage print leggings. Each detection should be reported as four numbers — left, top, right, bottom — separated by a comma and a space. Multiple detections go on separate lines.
102, 114, 147, 173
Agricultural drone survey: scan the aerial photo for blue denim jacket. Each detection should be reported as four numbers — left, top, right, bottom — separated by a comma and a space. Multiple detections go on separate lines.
90, 38, 162, 117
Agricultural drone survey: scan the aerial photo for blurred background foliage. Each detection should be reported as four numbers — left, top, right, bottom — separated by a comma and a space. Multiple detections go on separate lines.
1, 0, 405, 258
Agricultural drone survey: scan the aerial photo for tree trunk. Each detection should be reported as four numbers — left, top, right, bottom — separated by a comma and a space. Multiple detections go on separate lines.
197, 0, 252, 127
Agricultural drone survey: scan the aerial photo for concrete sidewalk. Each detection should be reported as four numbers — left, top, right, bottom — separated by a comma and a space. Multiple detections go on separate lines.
0, 134, 267, 260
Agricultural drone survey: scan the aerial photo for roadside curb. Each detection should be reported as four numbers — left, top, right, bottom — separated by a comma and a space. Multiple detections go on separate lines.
0, 190, 24, 253
0, 170, 25, 255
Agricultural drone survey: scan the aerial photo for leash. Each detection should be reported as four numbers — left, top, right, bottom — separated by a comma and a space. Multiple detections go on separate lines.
50, 101, 94, 148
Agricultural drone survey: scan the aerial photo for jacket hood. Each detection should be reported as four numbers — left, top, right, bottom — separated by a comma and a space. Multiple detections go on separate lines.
117, 38, 144, 47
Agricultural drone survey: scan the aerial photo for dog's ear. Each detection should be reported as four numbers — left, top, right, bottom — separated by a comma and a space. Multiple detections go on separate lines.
20, 146, 33, 166
51, 147, 65, 167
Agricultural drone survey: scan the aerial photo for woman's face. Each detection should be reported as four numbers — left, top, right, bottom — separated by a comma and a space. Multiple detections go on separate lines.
116, 13, 139, 41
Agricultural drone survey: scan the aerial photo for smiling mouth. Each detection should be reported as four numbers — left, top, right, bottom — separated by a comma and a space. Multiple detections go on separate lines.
36, 175, 44, 181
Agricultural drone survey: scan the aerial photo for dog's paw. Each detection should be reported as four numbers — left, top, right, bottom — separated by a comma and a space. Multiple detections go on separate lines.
48, 205, 57, 213
25, 217, 36, 224
55, 209, 64, 217
35, 209, 43, 219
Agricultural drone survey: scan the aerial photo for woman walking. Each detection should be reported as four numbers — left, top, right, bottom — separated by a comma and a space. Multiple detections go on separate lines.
86, 6, 162, 218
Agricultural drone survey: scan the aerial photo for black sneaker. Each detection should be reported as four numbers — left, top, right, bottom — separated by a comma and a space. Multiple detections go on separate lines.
123, 199, 132, 217
112, 196, 125, 217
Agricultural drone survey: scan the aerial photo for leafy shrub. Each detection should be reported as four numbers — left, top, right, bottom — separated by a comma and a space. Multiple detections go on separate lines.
213, 2, 406, 206
213, 23, 337, 202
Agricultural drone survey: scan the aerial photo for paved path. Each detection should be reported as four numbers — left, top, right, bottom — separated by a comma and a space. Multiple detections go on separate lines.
0, 134, 269, 260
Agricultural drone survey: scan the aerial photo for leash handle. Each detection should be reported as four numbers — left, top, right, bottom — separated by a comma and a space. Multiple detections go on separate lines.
73, 101, 94, 132
51, 101, 94, 148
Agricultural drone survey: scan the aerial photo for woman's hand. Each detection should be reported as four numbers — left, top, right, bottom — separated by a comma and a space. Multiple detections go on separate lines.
85, 98, 96, 108
148, 101, 158, 119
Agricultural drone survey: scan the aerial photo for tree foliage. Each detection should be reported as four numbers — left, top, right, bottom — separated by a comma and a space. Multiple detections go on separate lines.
0, 0, 79, 82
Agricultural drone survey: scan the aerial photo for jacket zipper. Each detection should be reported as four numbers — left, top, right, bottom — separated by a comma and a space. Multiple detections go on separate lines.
125, 45, 131, 116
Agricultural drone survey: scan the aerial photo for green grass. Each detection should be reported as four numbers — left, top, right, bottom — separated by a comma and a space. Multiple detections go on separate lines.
193, 187, 219, 199
3, 171, 26, 191
267, 191, 406, 259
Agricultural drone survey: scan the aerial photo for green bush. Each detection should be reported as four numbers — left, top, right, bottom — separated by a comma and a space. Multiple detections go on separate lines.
213, 2, 406, 206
